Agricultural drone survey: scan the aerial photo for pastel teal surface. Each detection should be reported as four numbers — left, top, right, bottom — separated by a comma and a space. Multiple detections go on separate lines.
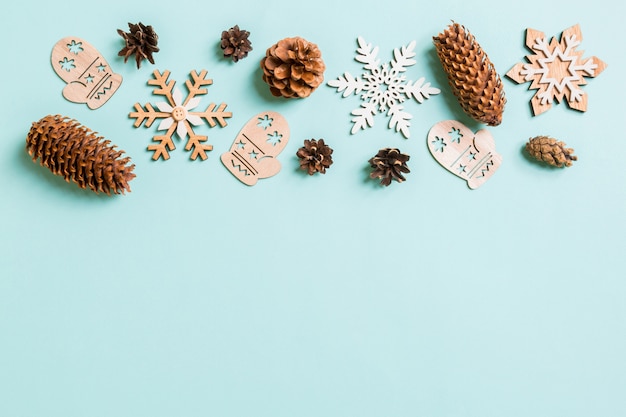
1, 0, 625, 415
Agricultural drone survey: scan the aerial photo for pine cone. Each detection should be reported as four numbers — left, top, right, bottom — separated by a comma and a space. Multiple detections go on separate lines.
526, 136, 577, 167
296, 139, 333, 175
221, 25, 252, 62
433, 22, 506, 126
117, 22, 159, 69
260, 36, 325, 98
369, 148, 410, 186
26, 115, 136, 195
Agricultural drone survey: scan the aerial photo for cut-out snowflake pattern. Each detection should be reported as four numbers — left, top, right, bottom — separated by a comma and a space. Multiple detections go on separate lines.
59, 57, 75, 72
130, 69, 232, 161
67, 40, 83, 54
328, 36, 440, 138
266, 131, 282, 146
506, 24, 607, 116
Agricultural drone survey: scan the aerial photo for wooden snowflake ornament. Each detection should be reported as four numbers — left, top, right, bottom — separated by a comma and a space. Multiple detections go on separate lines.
328, 36, 440, 138
130, 69, 232, 160
427, 120, 502, 189
506, 24, 607, 116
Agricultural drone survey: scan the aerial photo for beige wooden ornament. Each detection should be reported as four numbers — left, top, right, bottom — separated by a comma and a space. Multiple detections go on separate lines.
427, 120, 501, 189
506, 24, 607, 116
130, 69, 232, 161
51, 37, 122, 109
221, 112, 290, 186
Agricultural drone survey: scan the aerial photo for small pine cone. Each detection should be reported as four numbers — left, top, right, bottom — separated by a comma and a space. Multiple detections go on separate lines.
26, 115, 136, 195
221, 25, 252, 62
260, 36, 325, 98
433, 22, 506, 126
296, 139, 333, 175
117, 22, 159, 69
369, 148, 410, 186
526, 136, 577, 167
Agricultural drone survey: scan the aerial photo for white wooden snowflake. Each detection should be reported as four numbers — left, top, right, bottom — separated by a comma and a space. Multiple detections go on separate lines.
506, 24, 607, 116
328, 36, 440, 138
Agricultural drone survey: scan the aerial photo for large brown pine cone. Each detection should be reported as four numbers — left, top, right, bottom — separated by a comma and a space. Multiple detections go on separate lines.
526, 136, 577, 167
260, 37, 325, 98
369, 148, 410, 186
433, 22, 506, 126
296, 139, 333, 175
221, 25, 252, 62
118, 22, 159, 69
26, 115, 136, 195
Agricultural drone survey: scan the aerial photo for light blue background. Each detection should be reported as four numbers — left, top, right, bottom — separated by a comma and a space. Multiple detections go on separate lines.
1, 0, 625, 416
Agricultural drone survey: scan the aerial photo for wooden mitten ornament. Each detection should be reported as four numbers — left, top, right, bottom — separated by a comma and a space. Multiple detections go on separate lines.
221, 112, 289, 186
51, 37, 122, 109
427, 120, 501, 189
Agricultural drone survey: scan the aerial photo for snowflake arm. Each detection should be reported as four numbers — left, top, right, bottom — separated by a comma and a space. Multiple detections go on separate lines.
129, 102, 170, 128
147, 123, 177, 161
351, 102, 377, 134
183, 69, 213, 106
183, 126, 213, 161
355, 36, 380, 70
403, 78, 441, 103
391, 40, 417, 73
148, 70, 175, 106
327, 72, 367, 97
193, 103, 232, 128
387, 104, 412, 138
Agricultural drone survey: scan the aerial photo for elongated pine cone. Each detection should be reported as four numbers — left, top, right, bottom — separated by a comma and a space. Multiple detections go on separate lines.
296, 139, 333, 175
26, 115, 136, 195
526, 136, 577, 167
117, 22, 159, 69
433, 22, 506, 126
261, 36, 325, 98
369, 148, 410, 186
221, 25, 252, 62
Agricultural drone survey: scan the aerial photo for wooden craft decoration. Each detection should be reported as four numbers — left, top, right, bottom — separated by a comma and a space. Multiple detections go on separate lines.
328, 36, 440, 138
130, 69, 232, 161
506, 24, 607, 116
221, 112, 290, 186
427, 120, 502, 189
51, 37, 122, 109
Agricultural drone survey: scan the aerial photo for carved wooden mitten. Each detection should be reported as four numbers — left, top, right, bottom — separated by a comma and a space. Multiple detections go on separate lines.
221, 112, 289, 186
427, 120, 502, 189
51, 37, 122, 109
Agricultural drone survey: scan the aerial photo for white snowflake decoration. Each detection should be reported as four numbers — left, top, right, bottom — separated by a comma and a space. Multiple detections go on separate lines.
328, 36, 440, 138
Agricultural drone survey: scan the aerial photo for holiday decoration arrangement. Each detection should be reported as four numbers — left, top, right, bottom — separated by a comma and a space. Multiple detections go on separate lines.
31, 19, 608, 195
